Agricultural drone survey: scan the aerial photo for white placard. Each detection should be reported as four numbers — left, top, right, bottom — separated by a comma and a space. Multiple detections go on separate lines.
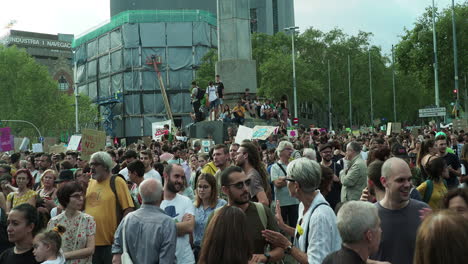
19, 137, 30, 151
67, 135, 82, 151
235, 126, 253, 144
32, 143, 43, 153
252, 126, 277, 140
152, 120, 172, 141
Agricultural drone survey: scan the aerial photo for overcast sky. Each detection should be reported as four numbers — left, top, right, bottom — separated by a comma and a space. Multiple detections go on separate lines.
0, 0, 455, 54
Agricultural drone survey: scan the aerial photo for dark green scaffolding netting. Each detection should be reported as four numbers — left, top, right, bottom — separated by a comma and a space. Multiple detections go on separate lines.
73, 9, 217, 48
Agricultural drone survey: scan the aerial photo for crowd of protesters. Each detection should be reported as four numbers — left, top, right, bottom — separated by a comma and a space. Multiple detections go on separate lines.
191, 76, 292, 128
0, 124, 467, 264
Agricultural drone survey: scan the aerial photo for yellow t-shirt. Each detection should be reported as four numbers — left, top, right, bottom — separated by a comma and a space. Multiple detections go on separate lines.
85, 176, 134, 246
201, 162, 218, 176
7, 189, 36, 208
417, 180, 448, 209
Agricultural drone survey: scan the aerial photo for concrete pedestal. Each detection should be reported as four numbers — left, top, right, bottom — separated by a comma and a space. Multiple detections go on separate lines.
216, 59, 257, 104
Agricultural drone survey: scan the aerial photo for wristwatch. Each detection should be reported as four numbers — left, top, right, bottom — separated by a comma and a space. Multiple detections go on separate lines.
264, 252, 271, 262
285, 244, 293, 255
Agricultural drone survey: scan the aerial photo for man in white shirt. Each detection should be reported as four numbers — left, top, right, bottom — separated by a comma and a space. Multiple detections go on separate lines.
161, 164, 195, 264
140, 150, 162, 183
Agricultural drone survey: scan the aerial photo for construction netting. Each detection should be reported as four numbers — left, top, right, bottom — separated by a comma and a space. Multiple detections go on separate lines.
73, 11, 217, 138
72, 9, 217, 48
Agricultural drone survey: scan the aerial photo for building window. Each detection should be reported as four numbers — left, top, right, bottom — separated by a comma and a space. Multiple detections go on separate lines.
250, 8, 258, 33
58, 75, 69, 91
273, 0, 279, 34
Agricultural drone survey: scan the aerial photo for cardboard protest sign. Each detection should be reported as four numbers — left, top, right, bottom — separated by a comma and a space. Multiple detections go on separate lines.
352, 130, 361, 137
201, 139, 215, 153
152, 120, 172, 141
49, 144, 67, 154
81, 129, 106, 161
386, 123, 401, 136
67, 135, 82, 151
14, 137, 23, 152
252, 126, 277, 140
235, 126, 253, 144
0, 128, 13, 152
43, 137, 58, 153
453, 119, 468, 132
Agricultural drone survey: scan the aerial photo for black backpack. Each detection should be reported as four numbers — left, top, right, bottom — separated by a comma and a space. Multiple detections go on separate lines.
196, 87, 205, 101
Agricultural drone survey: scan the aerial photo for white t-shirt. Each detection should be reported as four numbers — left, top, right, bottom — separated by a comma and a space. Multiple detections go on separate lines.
161, 194, 195, 264
118, 167, 129, 181
144, 169, 162, 183
206, 86, 218, 102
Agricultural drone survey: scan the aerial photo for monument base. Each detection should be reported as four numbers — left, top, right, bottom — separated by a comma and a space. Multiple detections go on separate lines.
216, 59, 258, 105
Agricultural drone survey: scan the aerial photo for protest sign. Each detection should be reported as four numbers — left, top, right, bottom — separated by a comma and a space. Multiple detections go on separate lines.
235, 126, 253, 144
67, 135, 82, 151
49, 144, 67, 154
453, 119, 468, 132
152, 120, 172, 141
81, 129, 106, 161
0, 128, 13, 152
19, 138, 30, 151
14, 137, 23, 152
32, 143, 43, 153
43, 137, 58, 153
252, 126, 277, 140
386, 122, 401, 136
143, 136, 153, 147
352, 130, 361, 137
287, 129, 298, 138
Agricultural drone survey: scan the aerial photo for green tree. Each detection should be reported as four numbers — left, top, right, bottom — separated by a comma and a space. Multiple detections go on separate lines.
0, 45, 97, 141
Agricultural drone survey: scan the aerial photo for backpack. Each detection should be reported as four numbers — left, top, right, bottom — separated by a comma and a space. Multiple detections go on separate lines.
110, 175, 124, 224
196, 87, 205, 101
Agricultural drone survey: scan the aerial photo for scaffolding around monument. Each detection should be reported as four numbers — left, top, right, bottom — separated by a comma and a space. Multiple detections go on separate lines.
73, 9, 218, 139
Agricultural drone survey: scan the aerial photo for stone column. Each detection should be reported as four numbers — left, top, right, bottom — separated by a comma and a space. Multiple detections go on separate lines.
216, 0, 258, 104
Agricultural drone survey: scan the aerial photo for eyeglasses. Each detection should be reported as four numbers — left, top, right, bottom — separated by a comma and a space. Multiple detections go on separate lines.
227, 179, 251, 189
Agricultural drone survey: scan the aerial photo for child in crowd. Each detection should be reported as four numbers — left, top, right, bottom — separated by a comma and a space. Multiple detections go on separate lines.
33, 225, 66, 264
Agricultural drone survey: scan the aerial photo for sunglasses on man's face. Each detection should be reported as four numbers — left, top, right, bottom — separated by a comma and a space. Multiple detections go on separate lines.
227, 179, 251, 189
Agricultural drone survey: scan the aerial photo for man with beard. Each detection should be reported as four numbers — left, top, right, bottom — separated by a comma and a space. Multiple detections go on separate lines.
319, 144, 343, 210
235, 142, 270, 206
212, 144, 230, 199
85, 152, 134, 264
160, 164, 195, 264
369, 158, 428, 264
219, 166, 284, 263
229, 143, 240, 163
436, 134, 461, 189
139, 150, 162, 182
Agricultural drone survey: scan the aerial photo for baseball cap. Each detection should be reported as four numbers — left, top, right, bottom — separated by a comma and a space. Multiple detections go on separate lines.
391, 144, 409, 159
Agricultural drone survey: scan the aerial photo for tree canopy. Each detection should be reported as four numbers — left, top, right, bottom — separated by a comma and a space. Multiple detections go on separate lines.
0, 45, 97, 141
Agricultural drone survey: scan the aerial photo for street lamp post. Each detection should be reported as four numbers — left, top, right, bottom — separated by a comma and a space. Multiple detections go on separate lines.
285, 26, 299, 119
451, 0, 460, 117
73, 61, 80, 134
431, 0, 440, 107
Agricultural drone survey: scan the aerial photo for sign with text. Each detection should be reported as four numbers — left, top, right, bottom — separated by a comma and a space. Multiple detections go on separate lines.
252, 126, 277, 140
43, 137, 58, 153
419, 107, 446, 118
0, 127, 13, 152
67, 135, 82, 151
235, 126, 253, 144
81, 129, 106, 161
32, 143, 43, 153
386, 122, 402, 136
152, 120, 172, 141
49, 144, 67, 154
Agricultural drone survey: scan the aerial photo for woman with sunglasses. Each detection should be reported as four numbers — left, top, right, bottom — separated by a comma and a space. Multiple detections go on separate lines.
47, 182, 95, 263
262, 158, 341, 264
193, 173, 226, 261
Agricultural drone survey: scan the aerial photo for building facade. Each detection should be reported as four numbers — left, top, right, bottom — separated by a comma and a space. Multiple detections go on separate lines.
1, 30, 74, 94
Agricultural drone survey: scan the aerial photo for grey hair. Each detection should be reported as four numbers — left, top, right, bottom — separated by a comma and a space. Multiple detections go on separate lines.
277, 141, 293, 156
139, 179, 163, 204
286, 157, 321, 193
337, 201, 380, 243
302, 148, 316, 161
90, 152, 114, 172
347, 141, 362, 153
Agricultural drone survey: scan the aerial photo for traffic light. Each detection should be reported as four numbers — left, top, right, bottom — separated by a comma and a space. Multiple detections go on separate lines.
454, 89, 458, 94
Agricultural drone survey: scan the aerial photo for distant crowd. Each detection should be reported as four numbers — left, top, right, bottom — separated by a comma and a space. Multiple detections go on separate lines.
0, 125, 467, 264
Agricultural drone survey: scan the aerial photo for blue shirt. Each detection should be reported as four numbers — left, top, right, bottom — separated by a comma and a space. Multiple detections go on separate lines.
193, 199, 227, 246
112, 204, 177, 264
